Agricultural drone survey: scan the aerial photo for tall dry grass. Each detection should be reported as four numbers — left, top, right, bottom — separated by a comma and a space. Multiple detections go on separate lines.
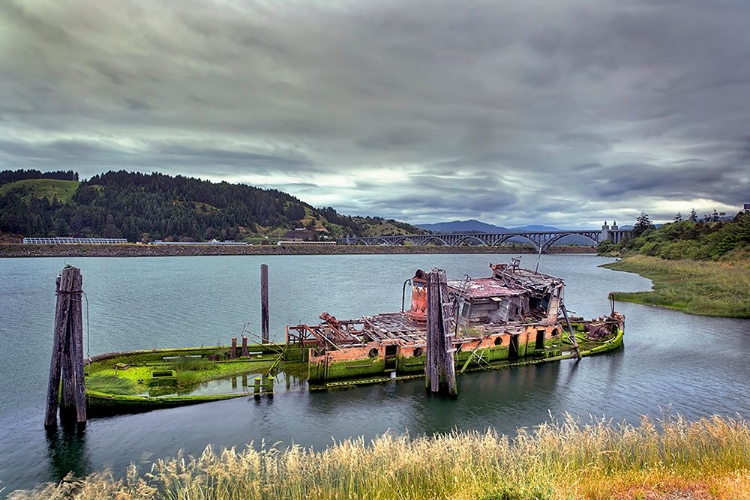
10, 414, 750, 500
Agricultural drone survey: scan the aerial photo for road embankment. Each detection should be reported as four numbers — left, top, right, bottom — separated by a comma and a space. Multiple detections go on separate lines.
0, 244, 596, 258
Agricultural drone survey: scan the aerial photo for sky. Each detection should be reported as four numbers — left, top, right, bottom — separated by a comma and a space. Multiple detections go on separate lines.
1, 0, 749, 229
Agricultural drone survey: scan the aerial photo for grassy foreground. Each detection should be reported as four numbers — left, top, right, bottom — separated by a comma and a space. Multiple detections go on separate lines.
9, 414, 750, 500
602, 254, 750, 318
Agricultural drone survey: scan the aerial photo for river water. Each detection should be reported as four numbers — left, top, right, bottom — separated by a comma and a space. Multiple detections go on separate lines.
1, 254, 749, 494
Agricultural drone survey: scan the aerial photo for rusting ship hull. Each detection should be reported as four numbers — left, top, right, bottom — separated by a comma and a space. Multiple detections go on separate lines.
286, 261, 625, 388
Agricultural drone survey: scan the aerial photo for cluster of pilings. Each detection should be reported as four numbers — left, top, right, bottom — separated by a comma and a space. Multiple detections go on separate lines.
230, 373, 274, 400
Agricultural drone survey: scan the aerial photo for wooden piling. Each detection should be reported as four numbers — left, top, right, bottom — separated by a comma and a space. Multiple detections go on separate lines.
241, 336, 249, 357
424, 268, 457, 397
45, 275, 68, 428
231, 337, 237, 359
60, 336, 75, 418
261, 264, 269, 344
70, 272, 86, 424
45, 266, 86, 429
254, 376, 261, 400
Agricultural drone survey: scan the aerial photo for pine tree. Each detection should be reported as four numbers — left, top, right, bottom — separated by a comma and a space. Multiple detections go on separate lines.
633, 212, 654, 237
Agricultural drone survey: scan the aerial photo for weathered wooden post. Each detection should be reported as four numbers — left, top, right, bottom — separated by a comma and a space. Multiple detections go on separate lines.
261, 264, 269, 344
254, 376, 262, 400
425, 268, 458, 397
45, 266, 87, 428
230, 337, 237, 359
241, 336, 249, 357
60, 337, 76, 420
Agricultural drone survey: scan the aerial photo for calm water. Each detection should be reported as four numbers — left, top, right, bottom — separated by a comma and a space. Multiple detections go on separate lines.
1, 254, 749, 494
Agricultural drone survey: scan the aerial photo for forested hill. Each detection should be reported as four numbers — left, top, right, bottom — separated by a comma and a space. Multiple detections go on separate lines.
0, 170, 418, 242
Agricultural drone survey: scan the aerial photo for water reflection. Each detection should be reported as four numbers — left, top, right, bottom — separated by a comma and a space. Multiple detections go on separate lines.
45, 424, 91, 484
130, 371, 306, 400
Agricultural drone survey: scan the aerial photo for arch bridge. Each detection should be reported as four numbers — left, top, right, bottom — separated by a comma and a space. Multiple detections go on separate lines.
337, 225, 631, 254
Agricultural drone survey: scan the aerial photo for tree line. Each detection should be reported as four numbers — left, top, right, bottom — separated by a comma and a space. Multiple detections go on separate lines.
0, 169, 79, 184
600, 210, 750, 260
0, 170, 363, 242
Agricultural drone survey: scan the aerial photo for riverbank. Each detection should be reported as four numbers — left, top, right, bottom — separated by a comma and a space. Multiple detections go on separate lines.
603, 254, 750, 318
10, 414, 749, 500
0, 243, 595, 258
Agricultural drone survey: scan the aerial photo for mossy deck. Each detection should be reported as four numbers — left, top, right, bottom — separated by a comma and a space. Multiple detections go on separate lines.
85, 344, 288, 415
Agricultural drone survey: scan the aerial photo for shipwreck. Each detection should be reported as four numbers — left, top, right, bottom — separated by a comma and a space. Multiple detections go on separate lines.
76, 260, 624, 417
286, 259, 625, 388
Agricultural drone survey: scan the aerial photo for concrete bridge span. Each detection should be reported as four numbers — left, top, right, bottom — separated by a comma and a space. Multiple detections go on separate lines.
337, 222, 632, 253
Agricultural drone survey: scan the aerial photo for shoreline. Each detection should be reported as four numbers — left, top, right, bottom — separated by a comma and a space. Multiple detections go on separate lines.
0, 243, 597, 258
603, 255, 750, 318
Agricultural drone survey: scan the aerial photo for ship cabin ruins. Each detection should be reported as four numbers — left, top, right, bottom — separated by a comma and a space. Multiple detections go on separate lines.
448, 260, 565, 334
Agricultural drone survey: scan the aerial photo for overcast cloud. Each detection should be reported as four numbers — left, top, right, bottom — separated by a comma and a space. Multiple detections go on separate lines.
1, 0, 748, 228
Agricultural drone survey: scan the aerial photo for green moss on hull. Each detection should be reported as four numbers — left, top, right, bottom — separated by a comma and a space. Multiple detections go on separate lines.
396, 354, 426, 373
86, 391, 246, 417
308, 357, 386, 381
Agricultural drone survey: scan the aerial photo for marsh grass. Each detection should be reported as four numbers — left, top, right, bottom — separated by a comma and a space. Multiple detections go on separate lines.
84, 375, 137, 395
603, 255, 750, 318
168, 357, 211, 373
10, 414, 750, 499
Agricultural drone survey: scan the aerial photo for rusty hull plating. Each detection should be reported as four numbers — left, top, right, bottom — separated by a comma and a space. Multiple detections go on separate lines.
286, 261, 625, 386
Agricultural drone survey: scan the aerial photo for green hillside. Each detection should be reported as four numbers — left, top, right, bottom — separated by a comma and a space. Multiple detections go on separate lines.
354, 216, 429, 237
0, 178, 79, 203
0, 170, 425, 242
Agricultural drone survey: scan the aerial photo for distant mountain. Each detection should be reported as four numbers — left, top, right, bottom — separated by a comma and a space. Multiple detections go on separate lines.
509, 224, 562, 232
416, 219, 509, 233
416, 220, 579, 234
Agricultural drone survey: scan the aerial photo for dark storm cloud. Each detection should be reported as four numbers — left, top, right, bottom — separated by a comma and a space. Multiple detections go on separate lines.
154, 144, 314, 170
1, 0, 749, 227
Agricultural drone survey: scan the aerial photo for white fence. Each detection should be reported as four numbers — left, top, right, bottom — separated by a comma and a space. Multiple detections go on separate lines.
23, 237, 128, 245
